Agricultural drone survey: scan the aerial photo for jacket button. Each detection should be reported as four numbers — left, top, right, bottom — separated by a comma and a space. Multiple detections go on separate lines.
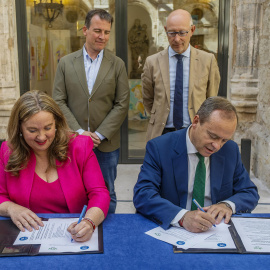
162, 123, 165, 126
89, 98, 91, 102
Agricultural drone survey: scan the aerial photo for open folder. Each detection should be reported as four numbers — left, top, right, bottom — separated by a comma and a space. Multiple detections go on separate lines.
0, 218, 103, 257
173, 216, 270, 254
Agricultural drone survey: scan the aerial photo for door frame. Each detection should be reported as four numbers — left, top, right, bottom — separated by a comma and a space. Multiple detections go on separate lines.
15, 0, 230, 164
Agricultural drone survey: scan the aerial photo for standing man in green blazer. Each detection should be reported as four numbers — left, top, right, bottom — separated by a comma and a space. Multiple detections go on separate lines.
53, 9, 130, 213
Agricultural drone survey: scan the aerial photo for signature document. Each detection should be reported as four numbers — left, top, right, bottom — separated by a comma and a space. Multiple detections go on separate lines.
13, 218, 99, 253
232, 217, 270, 253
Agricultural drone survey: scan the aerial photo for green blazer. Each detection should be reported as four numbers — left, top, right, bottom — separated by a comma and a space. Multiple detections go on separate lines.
53, 48, 130, 152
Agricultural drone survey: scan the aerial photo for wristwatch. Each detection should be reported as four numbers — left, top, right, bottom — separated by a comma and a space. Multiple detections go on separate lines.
217, 202, 233, 211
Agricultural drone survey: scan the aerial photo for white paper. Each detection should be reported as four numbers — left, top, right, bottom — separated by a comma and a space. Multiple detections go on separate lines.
145, 222, 235, 250
232, 217, 270, 253
192, 222, 236, 249
13, 218, 99, 253
145, 226, 215, 250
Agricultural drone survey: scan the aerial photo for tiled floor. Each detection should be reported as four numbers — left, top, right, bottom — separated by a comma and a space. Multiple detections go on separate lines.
115, 164, 270, 214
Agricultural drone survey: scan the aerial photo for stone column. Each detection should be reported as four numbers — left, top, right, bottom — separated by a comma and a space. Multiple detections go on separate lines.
0, 0, 20, 140
230, 0, 270, 186
230, 0, 263, 125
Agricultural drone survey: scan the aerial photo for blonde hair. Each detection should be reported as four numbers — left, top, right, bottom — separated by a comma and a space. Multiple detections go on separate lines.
6, 90, 76, 176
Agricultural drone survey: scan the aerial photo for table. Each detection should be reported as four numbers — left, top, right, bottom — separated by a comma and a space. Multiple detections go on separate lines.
1, 213, 270, 270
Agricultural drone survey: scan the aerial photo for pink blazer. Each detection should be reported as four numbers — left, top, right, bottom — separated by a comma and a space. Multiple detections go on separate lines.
0, 135, 110, 216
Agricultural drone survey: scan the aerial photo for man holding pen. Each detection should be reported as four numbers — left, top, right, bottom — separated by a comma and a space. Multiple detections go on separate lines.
133, 97, 259, 233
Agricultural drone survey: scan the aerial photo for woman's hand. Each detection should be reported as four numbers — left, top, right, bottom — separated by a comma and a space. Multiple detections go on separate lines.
67, 220, 94, 242
7, 203, 44, 232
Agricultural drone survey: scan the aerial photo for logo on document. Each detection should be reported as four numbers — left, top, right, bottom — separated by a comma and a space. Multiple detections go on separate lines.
19, 237, 28, 241
176, 241, 185, 245
254, 246, 262, 250
48, 247, 57, 250
155, 233, 161, 237
217, 243, 226, 247
80, 246, 89, 250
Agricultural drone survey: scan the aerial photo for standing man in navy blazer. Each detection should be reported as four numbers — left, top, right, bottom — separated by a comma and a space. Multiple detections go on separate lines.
53, 9, 130, 213
134, 97, 259, 232
142, 9, 220, 141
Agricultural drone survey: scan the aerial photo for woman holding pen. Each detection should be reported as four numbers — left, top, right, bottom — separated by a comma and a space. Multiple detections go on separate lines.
0, 90, 110, 242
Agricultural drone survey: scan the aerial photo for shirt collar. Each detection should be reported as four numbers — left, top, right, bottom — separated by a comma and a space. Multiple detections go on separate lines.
186, 125, 198, 154
83, 44, 104, 62
169, 44, 191, 59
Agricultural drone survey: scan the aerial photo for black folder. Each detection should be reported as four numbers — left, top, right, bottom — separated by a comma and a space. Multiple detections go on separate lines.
173, 216, 270, 254
0, 218, 103, 257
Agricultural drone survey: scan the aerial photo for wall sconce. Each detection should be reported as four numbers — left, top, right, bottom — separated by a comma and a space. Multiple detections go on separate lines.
34, 0, 64, 28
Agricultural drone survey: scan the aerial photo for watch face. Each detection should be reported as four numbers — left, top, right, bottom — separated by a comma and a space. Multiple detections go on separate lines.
224, 203, 232, 210
218, 202, 232, 210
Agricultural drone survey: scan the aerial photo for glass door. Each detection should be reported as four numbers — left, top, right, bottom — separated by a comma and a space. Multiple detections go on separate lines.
25, 0, 116, 96
16, 0, 229, 164
125, 0, 221, 162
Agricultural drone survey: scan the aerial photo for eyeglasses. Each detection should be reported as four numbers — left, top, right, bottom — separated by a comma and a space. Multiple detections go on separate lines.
166, 28, 192, 38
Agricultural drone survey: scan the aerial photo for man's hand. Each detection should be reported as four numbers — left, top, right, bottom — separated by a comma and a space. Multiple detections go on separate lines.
82, 131, 101, 148
182, 210, 216, 233
204, 203, 233, 225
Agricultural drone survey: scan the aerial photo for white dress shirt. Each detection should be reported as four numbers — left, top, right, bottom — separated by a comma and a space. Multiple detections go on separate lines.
171, 126, 235, 227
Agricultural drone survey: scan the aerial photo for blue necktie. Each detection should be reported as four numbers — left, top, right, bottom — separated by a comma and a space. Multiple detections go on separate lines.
173, 54, 184, 130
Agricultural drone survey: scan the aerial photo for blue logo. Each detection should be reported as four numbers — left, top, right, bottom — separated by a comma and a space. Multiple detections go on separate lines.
80, 246, 89, 250
217, 243, 226, 247
19, 237, 28, 241
20, 236, 28, 241
176, 241, 185, 245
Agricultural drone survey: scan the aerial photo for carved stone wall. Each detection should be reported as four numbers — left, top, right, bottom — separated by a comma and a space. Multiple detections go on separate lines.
0, 0, 20, 140
230, 0, 270, 186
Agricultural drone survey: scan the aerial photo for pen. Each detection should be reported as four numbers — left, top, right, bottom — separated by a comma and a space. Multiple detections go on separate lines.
71, 205, 87, 242
192, 199, 216, 227
78, 205, 87, 224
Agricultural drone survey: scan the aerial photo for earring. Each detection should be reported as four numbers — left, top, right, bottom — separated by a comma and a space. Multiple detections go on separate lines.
55, 129, 57, 131
20, 133, 22, 137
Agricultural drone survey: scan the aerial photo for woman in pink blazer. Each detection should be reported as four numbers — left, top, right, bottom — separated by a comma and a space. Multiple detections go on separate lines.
0, 90, 110, 242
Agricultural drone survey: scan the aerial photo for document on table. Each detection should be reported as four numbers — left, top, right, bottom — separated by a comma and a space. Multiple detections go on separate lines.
13, 218, 99, 253
145, 222, 234, 250
232, 217, 270, 253
192, 222, 236, 249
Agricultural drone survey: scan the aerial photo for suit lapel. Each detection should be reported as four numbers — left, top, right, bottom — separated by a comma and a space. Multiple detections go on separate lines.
91, 49, 112, 97
172, 130, 189, 208
210, 153, 225, 204
158, 48, 171, 104
188, 46, 198, 104
73, 49, 89, 97
19, 152, 36, 209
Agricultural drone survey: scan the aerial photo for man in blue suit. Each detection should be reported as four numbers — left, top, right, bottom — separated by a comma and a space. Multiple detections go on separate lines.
134, 97, 259, 233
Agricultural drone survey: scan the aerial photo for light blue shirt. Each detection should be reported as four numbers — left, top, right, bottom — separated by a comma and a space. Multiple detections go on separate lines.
83, 45, 103, 95
166, 45, 191, 128
77, 45, 105, 140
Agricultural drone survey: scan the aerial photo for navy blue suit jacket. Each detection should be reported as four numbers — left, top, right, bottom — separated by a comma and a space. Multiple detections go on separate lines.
133, 128, 259, 229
